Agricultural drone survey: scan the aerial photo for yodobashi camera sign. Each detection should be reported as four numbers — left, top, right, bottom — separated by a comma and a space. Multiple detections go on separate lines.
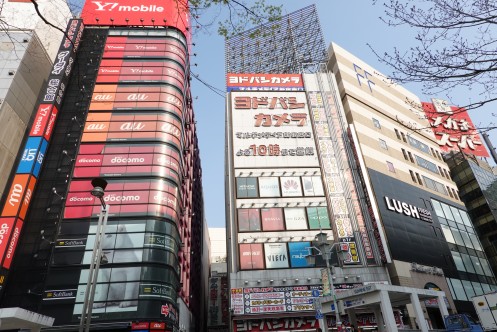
81, 0, 189, 33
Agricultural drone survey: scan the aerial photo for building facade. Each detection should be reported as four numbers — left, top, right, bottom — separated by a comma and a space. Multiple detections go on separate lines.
328, 43, 497, 323
0, 1, 209, 331
0, 0, 71, 198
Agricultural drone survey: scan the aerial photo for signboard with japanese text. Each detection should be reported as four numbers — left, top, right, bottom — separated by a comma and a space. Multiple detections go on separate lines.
227, 73, 304, 91
230, 91, 319, 168
81, 0, 189, 34
422, 99, 489, 157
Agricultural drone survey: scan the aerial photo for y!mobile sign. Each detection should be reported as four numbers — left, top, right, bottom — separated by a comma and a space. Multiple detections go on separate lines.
81, 0, 190, 33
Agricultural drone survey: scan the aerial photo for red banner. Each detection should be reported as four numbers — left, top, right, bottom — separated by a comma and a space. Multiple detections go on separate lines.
2, 219, 23, 269
81, 0, 190, 34
0, 218, 16, 267
422, 100, 489, 157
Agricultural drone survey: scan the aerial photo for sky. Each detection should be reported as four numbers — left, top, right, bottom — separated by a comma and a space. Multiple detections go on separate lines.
189, 1, 497, 229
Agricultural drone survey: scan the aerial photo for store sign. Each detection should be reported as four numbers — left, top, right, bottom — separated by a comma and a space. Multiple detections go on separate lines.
422, 99, 489, 157
43, 289, 77, 300
264, 243, 289, 269
227, 73, 304, 91
81, 0, 189, 33
231, 91, 318, 168
411, 262, 444, 276
288, 242, 311, 268
384, 196, 433, 223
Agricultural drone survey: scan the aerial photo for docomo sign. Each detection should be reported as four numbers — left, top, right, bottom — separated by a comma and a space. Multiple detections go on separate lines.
81, 0, 190, 33
3, 219, 23, 269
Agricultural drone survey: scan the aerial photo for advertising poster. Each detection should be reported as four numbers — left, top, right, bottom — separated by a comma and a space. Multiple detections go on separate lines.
239, 244, 264, 270
260, 208, 284, 231
302, 176, 325, 196
264, 243, 289, 269
230, 91, 319, 168
236, 178, 258, 198
280, 177, 302, 197
237, 209, 261, 232
284, 208, 307, 230
288, 242, 311, 268
307, 207, 331, 230
422, 99, 489, 157
258, 177, 280, 197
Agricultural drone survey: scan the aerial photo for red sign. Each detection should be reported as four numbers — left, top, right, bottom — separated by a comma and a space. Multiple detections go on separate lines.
29, 104, 53, 136
422, 100, 489, 157
0, 218, 15, 267
44, 105, 59, 141
131, 322, 150, 330
3, 219, 23, 269
150, 322, 166, 329
161, 304, 170, 316
81, 0, 190, 34
227, 74, 304, 91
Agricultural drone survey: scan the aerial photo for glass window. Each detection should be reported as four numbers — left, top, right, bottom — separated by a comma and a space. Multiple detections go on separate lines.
261, 208, 285, 231
416, 173, 423, 185
284, 208, 308, 230
258, 177, 280, 197
415, 155, 439, 173
407, 135, 431, 154
441, 203, 455, 221
401, 132, 407, 142
394, 129, 401, 140
482, 283, 492, 294
446, 278, 456, 300
409, 170, 417, 183
407, 151, 414, 163
472, 257, 485, 275
451, 228, 465, 246
431, 200, 445, 218
469, 233, 483, 251
424, 176, 448, 195
386, 161, 395, 173
462, 280, 476, 299
402, 149, 409, 161
461, 253, 476, 273
236, 177, 258, 198
237, 209, 261, 232
379, 139, 388, 150
451, 251, 466, 271
373, 118, 381, 129
280, 177, 303, 197
459, 210, 472, 226
449, 278, 467, 301
480, 258, 494, 277
450, 207, 464, 224
441, 225, 456, 243
460, 231, 474, 249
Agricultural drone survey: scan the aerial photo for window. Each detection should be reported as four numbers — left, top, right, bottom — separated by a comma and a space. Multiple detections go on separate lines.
438, 166, 444, 177
444, 169, 451, 179
379, 139, 388, 150
451, 251, 466, 271
401, 149, 408, 161
401, 132, 407, 143
448, 278, 468, 300
423, 176, 448, 195
441, 225, 455, 243
415, 155, 438, 173
409, 170, 417, 183
407, 135, 430, 154
386, 161, 395, 173
416, 172, 423, 185
373, 118, 381, 129
461, 253, 476, 273
407, 151, 414, 163
394, 128, 401, 140
447, 187, 454, 198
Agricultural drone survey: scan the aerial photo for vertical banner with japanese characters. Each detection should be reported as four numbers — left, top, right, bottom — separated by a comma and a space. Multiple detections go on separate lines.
307, 91, 361, 264
422, 99, 489, 157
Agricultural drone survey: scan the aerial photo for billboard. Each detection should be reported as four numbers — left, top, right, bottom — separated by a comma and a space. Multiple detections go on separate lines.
230, 91, 319, 168
288, 242, 311, 268
81, 0, 190, 33
264, 243, 289, 269
260, 208, 284, 231
422, 99, 489, 157
227, 74, 304, 91
239, 244, 264, 270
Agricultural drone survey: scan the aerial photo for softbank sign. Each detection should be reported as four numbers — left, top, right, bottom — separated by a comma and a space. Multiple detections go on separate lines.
81, 0, 189, 32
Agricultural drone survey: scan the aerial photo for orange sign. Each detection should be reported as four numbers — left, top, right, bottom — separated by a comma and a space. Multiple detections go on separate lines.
2, 175, 30, 217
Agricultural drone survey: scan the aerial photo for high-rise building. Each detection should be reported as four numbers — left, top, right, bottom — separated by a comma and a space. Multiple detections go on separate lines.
0, 1, 209, 331
0, 0, 71, 197
328, 42, 496, 321
207, 228, 228, 332
226, 6, 496, 332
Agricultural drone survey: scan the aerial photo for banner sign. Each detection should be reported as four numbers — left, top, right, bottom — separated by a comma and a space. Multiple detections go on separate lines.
227, 74, 304, 91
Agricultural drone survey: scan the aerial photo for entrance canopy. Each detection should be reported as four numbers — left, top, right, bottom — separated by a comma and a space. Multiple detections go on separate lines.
0, 307, 54, 331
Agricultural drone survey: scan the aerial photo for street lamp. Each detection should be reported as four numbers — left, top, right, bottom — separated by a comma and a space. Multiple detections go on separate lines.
79, 178, 110, 332
306, 232, 347, 332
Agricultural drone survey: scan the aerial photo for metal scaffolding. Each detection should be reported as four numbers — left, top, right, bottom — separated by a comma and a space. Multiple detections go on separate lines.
225, 4, 327, 74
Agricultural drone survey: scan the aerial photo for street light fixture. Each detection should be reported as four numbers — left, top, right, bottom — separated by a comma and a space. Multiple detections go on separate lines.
306, 232, 347, 332
79, 178, 110, 332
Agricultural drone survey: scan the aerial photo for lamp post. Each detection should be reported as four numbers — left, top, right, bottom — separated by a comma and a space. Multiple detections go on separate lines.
306, 232, 345, 332
79, 178, 110, 332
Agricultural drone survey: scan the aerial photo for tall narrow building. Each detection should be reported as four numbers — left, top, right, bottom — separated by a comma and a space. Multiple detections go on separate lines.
0, 1, 209, 331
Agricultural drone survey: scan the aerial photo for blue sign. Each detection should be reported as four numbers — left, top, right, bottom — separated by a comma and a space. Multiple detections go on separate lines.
315, 309, 323, 319
312, 289, 320, 298
288, 241, 311, 267
33, 139, 48, 178
17, 137, 42, 174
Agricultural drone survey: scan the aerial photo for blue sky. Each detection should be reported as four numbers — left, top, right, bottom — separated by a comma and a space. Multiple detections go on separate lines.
190, 1, 497, 228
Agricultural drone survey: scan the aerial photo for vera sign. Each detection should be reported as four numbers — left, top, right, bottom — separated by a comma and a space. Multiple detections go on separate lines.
81, 0, 190, 33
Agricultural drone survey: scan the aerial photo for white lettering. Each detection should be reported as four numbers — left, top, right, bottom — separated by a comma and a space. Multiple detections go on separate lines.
9, 184, 23, 206
126, 93, 149, 101
120, 122, 145, 131
110, 156, 145, 164
69, 196, 93, 202
0, 223, 10, 244
6, 226, 20, 259
86, 123, 106, 130
104, 195, 140, 202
